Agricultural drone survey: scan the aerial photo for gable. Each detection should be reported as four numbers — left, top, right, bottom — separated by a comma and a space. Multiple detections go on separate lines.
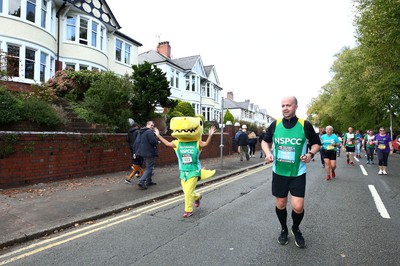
67, 0, 120, 29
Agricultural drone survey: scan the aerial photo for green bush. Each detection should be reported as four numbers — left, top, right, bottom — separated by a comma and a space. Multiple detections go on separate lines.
21, 98, 66, 128
76, 72, 134, 132
0, 87, 21, 124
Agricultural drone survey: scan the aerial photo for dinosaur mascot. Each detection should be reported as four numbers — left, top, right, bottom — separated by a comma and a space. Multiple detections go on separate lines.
155, 116, 216, 218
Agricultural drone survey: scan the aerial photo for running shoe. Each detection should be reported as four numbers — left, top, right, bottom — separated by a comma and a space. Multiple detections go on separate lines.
125, 179, 132, 184
382, 170, 387, 175
182, 211, 193, 218
331, 170, 336, 178
378, 170, 383, 175
346, 159, 350, 164
278, 229, 289, 245
194, 195, 202, 208
291, 227, 306, 248
326, 175, 330, 181
350, 162, 355, 166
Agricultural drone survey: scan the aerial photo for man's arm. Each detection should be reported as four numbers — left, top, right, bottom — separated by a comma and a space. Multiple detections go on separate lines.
154, 128, 175, 148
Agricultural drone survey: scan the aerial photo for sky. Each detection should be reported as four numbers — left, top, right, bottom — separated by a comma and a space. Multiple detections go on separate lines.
107, 0, 357, 119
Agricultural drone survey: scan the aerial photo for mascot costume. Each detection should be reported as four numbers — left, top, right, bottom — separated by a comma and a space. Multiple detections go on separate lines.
155, 116, 216, 218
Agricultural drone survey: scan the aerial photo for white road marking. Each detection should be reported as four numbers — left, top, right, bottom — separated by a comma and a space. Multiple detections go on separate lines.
368, 185, 391, 219
359, 165, 368, 175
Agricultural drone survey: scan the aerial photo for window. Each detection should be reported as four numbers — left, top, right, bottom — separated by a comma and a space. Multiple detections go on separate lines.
0, 0, 3, 13
186, 76, 189, 90
9, 0, 21, 17
79, 65, 88, 70
41, 0, 47, 28
115, 39, 122, 61
175, 71, 179, 88
124, 43, 131, 64
66, 16, 76, 41
91, 22, 98, 47
170, 70, 174, 87
7, 44, 20, 77
40, 52, 46, 82
79, 18, 88, 45
25, 48, 35, 79
65, 63, 75, 70
191, 76, 196, 92
26, 0, 36, 23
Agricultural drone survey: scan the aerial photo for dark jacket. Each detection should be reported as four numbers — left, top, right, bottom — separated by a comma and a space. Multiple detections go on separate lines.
237, 131, 249, 146
127, 127, 140, 151
136, 127, 158, 158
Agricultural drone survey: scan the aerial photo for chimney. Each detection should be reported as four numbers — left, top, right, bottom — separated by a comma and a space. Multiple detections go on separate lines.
157, 41, 171, 58
227, 92, 234, 100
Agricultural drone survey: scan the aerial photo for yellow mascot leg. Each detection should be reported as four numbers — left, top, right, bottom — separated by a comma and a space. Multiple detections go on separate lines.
181, 177, 200, 213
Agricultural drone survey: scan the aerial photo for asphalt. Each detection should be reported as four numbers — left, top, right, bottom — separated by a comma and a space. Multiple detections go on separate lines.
0, 153, 267, 249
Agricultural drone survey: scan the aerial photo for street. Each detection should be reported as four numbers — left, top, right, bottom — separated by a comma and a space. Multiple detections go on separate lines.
1, 152, 399, 265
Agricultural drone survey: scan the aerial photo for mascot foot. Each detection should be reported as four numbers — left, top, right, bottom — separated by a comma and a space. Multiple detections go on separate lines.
200, 169, 216, 181
183, 211, 193, 218
194, 195, 202, 208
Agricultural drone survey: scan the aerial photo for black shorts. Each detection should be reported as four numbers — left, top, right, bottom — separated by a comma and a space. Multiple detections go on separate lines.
345, 146, 355, 152
272, 172, 306, 198
323, 150, 337, 160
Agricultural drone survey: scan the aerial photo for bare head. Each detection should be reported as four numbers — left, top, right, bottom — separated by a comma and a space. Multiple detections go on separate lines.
325, 125, 333, 135
348, 127, 353, 133
146, 121, 155, 129
281, 96, 298, 120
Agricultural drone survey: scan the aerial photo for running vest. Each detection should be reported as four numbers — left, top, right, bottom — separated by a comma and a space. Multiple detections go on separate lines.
173, 140, 202, 180
273, 118, 307, 177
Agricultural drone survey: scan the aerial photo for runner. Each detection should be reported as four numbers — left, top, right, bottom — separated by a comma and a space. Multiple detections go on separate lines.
343, 127, 356, 165
320, 126, 340, 180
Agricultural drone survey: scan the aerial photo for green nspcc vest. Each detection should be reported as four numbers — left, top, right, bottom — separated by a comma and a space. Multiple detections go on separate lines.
273, 118, 307, 177
173, 140, 202, 180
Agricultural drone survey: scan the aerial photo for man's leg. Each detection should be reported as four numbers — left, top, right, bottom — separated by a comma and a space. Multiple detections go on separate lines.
291, 196, 306, 248
276, 197, 289, 245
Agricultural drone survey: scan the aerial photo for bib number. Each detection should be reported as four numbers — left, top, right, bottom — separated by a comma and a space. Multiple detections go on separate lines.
378, 144, 386, 150
182, 154, 192, 164
277, 146, 295, 163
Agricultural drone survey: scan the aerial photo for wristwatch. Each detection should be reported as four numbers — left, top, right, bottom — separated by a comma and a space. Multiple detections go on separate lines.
307, 152, 315, 159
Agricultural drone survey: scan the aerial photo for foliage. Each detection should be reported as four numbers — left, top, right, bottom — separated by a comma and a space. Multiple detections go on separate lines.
22, 83, 58, 103
224, 109, 234, 124
173, 101, 195, 117
130, 61, 176, 124
0, 87, 21, 124
75, 72, 133, 132
307, 1, 400, 133
46, 69, 102, 101
21, 98, 67, 128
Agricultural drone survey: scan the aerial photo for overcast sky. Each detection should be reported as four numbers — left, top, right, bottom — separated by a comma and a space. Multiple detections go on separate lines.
107, 0, 357, 119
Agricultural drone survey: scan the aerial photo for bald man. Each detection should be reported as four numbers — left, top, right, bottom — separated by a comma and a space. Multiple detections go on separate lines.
261, 96, 320, 248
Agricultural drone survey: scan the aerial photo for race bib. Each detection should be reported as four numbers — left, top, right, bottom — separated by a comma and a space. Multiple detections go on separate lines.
347, 140, 353, 145
378, 144, 386, 150
182, 154, 193, 164
277, 146, 295, 163
327, 145, 335, 150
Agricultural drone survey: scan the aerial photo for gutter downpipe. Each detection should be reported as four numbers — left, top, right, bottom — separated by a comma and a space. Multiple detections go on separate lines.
56, 2, 67, 68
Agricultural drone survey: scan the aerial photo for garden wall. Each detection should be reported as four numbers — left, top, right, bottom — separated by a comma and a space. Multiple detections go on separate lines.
0, 127, 237, 188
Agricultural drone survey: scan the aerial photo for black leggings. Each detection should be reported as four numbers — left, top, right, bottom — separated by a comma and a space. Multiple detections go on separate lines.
376, 150, 389, 166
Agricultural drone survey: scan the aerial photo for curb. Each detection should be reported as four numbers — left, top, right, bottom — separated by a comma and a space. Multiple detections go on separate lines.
0, 162, 267, 249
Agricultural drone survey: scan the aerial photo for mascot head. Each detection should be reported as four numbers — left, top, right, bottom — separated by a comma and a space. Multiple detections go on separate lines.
170, 116, 203, 141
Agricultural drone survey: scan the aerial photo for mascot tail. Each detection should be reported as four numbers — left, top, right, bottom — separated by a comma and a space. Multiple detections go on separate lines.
200, 168, 216, 181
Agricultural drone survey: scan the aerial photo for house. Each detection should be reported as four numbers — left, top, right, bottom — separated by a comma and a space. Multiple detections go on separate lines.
0, 0, 141, 89
139, 41, 222, 122
224, 92, 273, 128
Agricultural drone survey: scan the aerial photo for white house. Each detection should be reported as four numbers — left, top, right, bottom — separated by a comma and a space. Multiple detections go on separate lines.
138, 41, 223, 122
0, 0, 141, 86
224, 92, 273, 128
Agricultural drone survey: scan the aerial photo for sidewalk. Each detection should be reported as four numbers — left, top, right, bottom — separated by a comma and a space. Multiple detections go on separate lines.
0, 154, 267, 249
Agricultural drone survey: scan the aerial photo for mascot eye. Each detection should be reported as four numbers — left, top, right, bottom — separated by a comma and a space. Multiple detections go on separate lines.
200, 120, 203, 126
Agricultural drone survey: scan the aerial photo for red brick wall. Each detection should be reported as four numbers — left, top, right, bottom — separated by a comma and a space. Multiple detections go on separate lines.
0, 130, 235, 188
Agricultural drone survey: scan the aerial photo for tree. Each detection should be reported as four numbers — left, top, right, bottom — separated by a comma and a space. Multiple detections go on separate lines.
224, 109, 234, 124
130, 61, 175, 124
76, 72, 134, 132
174, 101, 195, 117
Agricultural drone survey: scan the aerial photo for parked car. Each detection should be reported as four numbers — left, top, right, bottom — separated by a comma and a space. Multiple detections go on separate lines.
393, 134, 400, 153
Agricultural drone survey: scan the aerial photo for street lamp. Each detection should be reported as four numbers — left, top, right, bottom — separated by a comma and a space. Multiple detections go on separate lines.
220, 97, 224, 169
